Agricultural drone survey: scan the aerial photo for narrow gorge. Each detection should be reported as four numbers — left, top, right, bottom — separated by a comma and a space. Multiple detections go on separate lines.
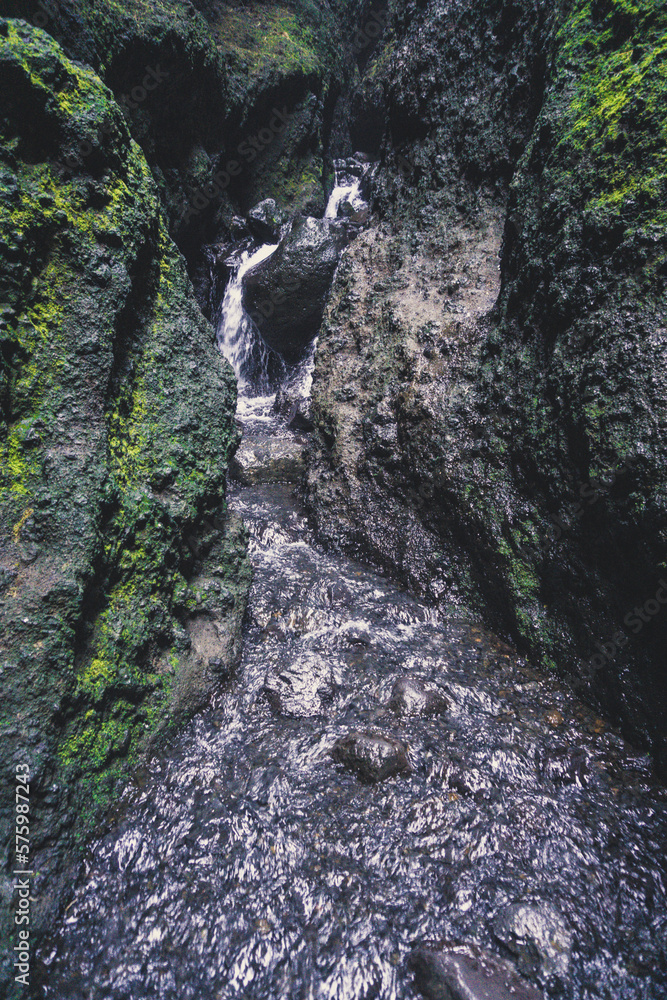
0, 2, 666, 998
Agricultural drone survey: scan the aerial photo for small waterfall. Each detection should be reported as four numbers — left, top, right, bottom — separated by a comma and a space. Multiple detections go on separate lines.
216, 242, 279, 394
217, 159, 373, 409
325, 158, 369, 219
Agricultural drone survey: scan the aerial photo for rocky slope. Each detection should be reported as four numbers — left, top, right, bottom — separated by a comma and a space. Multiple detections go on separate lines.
307, 0, 667, 769
0, 19, 251, 991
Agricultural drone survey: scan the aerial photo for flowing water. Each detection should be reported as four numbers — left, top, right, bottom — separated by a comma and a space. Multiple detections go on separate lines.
40, 181, 667, 1000
216, 243, 280, 395
324, 160, 368, 219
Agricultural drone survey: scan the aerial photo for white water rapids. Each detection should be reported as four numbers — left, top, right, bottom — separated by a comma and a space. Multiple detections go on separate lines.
216, 242, 279, 391
324, 176, 364, 218
215, 165, 366, 405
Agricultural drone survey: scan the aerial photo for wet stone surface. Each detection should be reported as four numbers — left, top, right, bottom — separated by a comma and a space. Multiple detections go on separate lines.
389, 677, 450, 718
410, 943, 545, 1000
492, 902, 572, 987
331, 731, 411, 783
41, 403, 667, 999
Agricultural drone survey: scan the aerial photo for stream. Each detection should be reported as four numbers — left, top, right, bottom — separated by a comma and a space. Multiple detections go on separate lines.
41, 177, 667, 1000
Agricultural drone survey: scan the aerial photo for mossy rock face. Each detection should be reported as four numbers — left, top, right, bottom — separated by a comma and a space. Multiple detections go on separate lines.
485, 0, 667, 747
0, 20, 249, 990
0, 0, 360, 249
308, 0, 667, 764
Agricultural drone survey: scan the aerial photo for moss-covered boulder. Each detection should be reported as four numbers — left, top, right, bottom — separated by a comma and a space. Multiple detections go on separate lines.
0, 19, 249, 991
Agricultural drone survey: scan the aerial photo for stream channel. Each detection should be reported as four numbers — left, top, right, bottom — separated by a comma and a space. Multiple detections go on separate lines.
41, 172, 667, 1000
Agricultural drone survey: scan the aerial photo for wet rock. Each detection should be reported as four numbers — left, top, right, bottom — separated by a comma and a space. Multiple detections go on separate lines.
246, 198, 288, 243
410, 943, 544, 1000
244, 216, 349, 358
493, 903, 572, 984
230, 436, 306, 485
273, 387, 315, 431
230, 216, 252, 241
388, 677, 449, 717
0, 20, 251, 981
287, 398, 314, 432
264, 653, 337, 717
330, 731, 410, 783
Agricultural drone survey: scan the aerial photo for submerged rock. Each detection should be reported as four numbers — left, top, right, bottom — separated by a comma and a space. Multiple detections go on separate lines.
389, 678, 449, 717
264, 653, 337, 717
244, 216, 348, 358
492, 903, 572, 985
410, 943, 544, 1000
331, 731, 410, 782
231, 436, 306, 485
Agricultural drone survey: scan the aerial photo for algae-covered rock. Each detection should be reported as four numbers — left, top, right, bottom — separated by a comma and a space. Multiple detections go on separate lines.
0, 0, 361, 253
307, 0, 667, 764
0, 20, 249, 990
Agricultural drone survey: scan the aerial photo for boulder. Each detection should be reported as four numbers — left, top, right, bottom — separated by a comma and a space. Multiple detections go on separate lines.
330, 731, 410, 783
410, 943, 544, 1000
246, 198, 288, 243
244, 216, 348, 359
273, 387, 315, 431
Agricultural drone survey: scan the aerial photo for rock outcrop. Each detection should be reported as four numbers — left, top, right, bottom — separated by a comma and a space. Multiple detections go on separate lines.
307, 0, 667, 768
0, 21, 250, 991
244, 216, 348, 358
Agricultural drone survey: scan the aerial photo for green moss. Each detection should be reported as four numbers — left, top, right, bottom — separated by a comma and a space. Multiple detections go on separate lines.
555, 0, 667, 225
0, 23, 246, 938
214, 4, 321, 79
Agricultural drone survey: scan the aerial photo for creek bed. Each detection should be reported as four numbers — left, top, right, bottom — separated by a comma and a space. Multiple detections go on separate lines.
41, 399, 667, 1000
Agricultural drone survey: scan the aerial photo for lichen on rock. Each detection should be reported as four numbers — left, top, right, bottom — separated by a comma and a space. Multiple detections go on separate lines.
0, 19, 249, 985
307, 0, 667, 767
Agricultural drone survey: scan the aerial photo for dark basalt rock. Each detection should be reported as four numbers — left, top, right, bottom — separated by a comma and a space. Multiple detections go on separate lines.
244, 216, 349, 359
287, 398, 315, 432
330, 731, 410, 782
246, 198, 288, 243
307, 0, 667, 766
410, 943, 544, 1000
273, 387, 315, 431
388, 677, 449, 717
